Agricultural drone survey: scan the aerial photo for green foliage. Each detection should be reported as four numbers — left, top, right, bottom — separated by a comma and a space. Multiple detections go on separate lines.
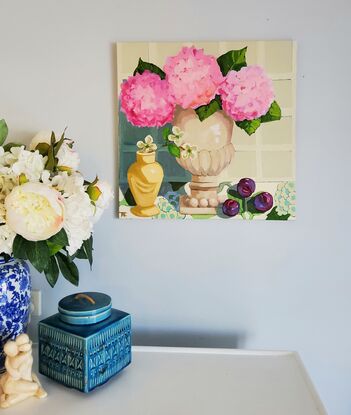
235, 119, 261, 136
35, 143, 50, 156
217, 47, 247, 75
26, 240, 50, 273
72, 245, 88, 260
0, 119, 8, 146
56, 252, 79, 286
83, 235, 93, 268
48, 228, 69, 247
3, 142, 22, 152
12, 235, 28, 259
235, 101, 282, 136
53, 130, 66, 156
46, 229, 69, 256
44, 256, 59, 287
13, 230, 92, 287
195, 96, 222, 121
162, 126, 171, 142
167, 143, 181, 158
260, 101, 282, 123
133, 58, 166, 79
266, 206, 290, 220
47, 241, 62, 256
45, 131, 57, 171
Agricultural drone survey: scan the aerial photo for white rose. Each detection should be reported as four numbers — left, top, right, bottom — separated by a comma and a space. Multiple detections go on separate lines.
5, 182, 65, 241
29, 130, 54, 151
93, 180, 114, 222
11, 146, 47, 182
57, 143, 80, 172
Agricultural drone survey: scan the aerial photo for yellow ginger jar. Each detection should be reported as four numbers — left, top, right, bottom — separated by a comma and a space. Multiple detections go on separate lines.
127, 151, 164, 217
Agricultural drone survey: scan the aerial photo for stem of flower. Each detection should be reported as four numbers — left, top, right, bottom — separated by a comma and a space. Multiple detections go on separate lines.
243, 198, 248, 212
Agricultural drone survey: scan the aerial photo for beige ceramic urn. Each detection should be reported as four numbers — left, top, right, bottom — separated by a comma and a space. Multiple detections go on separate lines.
173, 108, 234, 214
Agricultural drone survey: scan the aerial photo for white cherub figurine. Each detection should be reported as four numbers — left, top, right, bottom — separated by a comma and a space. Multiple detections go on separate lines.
0, 333, 47, 408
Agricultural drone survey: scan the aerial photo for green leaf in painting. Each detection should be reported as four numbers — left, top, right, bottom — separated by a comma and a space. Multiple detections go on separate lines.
227, 189, 244, 213
123, 187, 136, 206
44, 256, 59, 287
56, 252, 79, 286
169, 182, 187, 192
266, 206, 290, 221
235, 118, 261, 136
260, 100, 282, 123
195, 96, 222, 121
48, 228, 69, 247
217, 181, 232, 194
26, 240, 50, 273
3, 142, 22, 152
83, 236, 93, 268
133, 58, 166, 79
162, 126, 171, 142
0, 119, 9, 146
167, 143, 181, 158
12, 235, 28, 259
217, 47, 247, 75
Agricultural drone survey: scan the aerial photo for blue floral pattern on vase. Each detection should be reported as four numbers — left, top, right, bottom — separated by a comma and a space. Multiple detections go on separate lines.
0, 258, 31, 373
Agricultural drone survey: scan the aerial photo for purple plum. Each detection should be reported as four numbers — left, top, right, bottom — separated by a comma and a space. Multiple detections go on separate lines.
254, 192, 273, 212
237, 178, 256, 198
222, 199, 240, 217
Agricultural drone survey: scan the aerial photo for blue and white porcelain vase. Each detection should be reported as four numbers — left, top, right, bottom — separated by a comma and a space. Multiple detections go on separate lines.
0, 257, 31, 373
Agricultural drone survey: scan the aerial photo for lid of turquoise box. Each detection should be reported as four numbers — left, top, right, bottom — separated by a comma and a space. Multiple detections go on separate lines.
58, 292, 112, 325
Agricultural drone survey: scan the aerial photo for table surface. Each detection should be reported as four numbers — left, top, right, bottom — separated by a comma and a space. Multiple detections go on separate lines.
3, 346, 327, 415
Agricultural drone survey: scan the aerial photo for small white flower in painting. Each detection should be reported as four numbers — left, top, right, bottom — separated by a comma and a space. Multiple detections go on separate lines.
171, 126, 183, 137
137, 135, 157, 153
181, 144, 197, 160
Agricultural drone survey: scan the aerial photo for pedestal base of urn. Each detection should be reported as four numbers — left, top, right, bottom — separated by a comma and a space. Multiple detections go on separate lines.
179, 176, 227, 215
179, 196, 217, 214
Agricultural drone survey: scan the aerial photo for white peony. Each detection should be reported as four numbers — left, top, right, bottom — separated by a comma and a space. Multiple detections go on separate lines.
11, 146, 47, 182
5, 182, 65, 241
56, 143, 80, 171
0, 224, 16, 255
93, 180, 114, 222
63, 192, 94, 255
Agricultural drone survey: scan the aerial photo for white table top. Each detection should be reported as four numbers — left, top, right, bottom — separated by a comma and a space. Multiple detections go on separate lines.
4, 346, 326, 414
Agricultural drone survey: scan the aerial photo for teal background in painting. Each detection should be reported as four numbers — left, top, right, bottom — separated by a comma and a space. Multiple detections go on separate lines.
0, 0, 350, 413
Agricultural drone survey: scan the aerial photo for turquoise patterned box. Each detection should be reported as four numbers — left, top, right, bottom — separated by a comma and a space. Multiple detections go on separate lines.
38, 292, 131, 392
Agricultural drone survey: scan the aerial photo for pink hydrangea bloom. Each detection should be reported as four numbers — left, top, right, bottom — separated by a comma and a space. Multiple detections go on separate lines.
120, 71, 175, 127
164, 46, 224, 109
218, 66, 274, 121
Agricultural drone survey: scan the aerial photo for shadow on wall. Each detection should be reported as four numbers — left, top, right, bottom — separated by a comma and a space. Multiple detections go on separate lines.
133, 330, 246, 349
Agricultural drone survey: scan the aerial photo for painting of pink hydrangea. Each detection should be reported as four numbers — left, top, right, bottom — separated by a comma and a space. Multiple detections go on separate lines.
117, 41, 296, 221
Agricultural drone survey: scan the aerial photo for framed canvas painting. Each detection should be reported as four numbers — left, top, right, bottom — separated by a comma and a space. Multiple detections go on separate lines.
117, 41, 296, 220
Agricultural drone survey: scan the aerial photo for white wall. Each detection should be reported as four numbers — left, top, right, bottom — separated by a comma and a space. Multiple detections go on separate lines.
1, 0, 350, 413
